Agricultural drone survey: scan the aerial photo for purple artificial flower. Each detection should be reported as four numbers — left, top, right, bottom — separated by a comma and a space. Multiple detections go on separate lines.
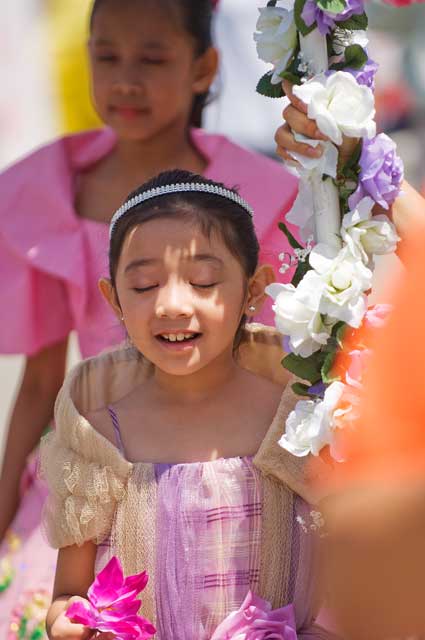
283, 335, 292, 354
308, 381, 327, 398
348, 58, 379, 90
348, 133, 404, 210
302, 0, 364, 36
66, 556, 156, 640
210, 591, 297, 639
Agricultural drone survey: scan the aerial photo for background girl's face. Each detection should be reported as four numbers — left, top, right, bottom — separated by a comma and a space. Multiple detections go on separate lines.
89, 0, 215, 141
108, 216, 248, 376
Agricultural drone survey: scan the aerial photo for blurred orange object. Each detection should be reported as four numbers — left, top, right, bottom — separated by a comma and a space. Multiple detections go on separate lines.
334, 220, 425, 489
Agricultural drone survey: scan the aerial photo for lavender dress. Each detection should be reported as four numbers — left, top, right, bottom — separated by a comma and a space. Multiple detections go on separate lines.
41, 340, 337, 640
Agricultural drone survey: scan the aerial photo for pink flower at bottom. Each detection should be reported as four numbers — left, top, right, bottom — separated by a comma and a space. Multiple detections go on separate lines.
66, 556, 156, 640
210, 591, 298, 639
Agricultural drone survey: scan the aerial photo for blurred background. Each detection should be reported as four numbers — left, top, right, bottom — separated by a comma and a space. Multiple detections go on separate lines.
1, 0, 425, 452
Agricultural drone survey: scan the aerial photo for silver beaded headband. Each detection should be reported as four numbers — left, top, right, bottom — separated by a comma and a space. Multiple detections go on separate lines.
109, 182, 254, 239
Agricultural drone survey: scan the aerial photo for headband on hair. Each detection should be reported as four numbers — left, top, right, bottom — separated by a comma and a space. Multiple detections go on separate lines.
109, 182, 254, 239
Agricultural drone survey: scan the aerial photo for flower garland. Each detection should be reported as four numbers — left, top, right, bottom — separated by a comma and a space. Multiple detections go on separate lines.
253, 0, 405, 460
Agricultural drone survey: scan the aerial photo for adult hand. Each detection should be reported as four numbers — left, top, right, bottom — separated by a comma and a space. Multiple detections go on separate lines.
275, 80, 358, 166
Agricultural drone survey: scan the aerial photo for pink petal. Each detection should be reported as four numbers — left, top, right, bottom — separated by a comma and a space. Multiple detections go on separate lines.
89, 556, 125, 609
65, 601, 98, 628
124, 570, 149, 595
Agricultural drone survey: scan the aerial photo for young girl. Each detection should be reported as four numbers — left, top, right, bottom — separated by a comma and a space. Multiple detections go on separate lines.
0, 0, 301, 630
43, 170, 335, 640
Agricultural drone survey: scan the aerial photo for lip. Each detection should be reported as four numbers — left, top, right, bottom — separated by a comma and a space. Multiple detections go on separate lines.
110, 105, 147, 119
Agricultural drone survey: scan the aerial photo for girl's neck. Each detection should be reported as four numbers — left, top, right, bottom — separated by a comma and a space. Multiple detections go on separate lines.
113, 125, 204, 179
152, 350, 240, 405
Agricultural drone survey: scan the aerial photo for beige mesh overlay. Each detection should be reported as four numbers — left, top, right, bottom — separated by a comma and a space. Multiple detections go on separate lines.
259, 475, 294, 609
113, 463, 158, 627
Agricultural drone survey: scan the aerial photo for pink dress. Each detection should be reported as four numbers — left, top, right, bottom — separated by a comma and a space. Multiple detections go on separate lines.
0, 128, 299, 636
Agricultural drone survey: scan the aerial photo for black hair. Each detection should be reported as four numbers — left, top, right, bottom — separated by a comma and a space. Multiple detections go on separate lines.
90, 0, 215, 127
109, 170, 259, 347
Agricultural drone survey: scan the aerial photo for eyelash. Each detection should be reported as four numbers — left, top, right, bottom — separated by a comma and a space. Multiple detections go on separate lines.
96, 56, 165, 65
132, 283, 218, 294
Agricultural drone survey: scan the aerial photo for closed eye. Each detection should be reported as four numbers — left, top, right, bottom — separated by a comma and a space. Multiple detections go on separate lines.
132, 285, 158, 293
96, 55, 118, 63
192, 283, 219, 289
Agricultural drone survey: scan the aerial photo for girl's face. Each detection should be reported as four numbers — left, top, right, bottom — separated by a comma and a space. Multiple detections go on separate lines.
102, 216, 257, 377
89, 0, 217, 141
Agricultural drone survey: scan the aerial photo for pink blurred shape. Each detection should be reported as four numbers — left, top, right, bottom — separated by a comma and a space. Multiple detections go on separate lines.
210, 590, 298, 639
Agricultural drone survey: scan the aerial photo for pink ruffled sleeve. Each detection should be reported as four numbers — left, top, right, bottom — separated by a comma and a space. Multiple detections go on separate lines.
0, 138, 80, 355
0, 234, 73, 355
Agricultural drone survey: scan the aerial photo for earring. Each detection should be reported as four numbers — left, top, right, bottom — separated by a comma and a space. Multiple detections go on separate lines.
248, 305, 256, 313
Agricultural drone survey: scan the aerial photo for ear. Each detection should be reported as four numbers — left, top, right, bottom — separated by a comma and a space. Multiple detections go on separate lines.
98, 278, 122, 321
245, 265, 275, 318
192, 46, 219, 95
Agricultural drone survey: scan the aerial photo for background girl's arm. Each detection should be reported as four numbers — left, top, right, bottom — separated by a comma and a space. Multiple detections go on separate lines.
0, 337, 68, 540
46, 541, 98, 640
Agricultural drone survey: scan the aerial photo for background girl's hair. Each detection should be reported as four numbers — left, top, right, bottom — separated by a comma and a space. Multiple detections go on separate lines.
90, 0, 215, 127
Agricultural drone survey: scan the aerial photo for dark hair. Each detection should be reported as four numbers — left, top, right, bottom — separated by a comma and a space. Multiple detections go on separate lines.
90, 0, 215, 127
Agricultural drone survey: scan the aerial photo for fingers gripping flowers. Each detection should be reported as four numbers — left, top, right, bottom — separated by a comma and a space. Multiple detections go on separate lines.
292, 72, 376, 147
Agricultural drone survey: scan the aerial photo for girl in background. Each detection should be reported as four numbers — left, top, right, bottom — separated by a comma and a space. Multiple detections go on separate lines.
0, 0, 300, 633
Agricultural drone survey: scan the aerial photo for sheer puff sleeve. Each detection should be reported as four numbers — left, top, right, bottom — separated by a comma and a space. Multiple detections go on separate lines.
39, 360, 133, 549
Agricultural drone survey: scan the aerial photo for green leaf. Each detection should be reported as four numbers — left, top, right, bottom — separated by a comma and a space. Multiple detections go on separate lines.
321, 349, 340, 383
256, 72, 285, 99
339, 140, 362, 178
292, 382, 314, 397
294, 0, 316, 36
280, 70, 302, 85
278, 221, 304, 250
267, 0, 278, 5
317, 0, 346, 13
292, 258, 311, 287
344, 44, 368, 70
337, 12, 368, 30
332, 321, 348, 348
282, 351, 326, 385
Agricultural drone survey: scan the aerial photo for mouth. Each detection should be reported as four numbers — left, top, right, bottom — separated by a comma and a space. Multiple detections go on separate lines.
156, 332, 201, 343
155, 332, 202, 348
110, 105, 148, 119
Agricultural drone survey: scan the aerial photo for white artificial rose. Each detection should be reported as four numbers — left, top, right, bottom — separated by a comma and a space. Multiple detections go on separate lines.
266, 283, 333, 357
342, 196, 400, 263
293, 71, 376, 145
295, 243, 373, 327
254, 1, 297, 84
279, 381, 348, 458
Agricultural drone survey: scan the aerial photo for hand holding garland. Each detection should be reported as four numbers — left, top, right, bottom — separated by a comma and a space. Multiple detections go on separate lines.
275, 80, 425, 243
254, 0, 424, 462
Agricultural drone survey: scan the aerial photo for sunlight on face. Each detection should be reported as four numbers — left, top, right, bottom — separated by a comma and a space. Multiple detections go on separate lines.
114, 216, 248, 376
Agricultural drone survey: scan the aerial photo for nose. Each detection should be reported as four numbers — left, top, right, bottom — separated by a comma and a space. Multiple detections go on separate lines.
113, 62, 142, 95
155, 281, 194, 319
